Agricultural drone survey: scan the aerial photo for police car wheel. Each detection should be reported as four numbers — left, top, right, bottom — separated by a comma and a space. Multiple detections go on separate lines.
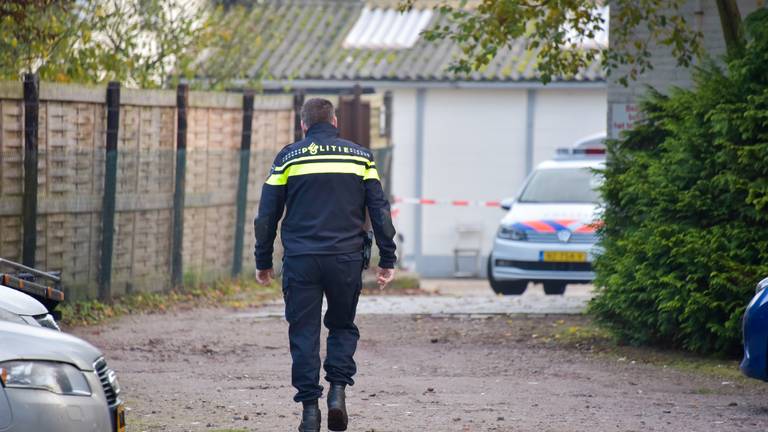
543, 281, 567, 295
487, 257, 527, 295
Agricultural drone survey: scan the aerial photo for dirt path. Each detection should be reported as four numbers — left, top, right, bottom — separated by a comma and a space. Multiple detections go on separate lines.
74, 298, 768, 432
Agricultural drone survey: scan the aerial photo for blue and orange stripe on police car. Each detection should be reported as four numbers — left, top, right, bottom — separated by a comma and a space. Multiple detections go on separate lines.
511, 219, 598, 234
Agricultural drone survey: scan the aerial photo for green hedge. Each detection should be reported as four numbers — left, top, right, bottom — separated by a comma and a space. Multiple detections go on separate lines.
590, 10, 768, 356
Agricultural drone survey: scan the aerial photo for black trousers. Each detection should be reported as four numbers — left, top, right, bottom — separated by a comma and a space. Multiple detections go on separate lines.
282, 253, 363, 402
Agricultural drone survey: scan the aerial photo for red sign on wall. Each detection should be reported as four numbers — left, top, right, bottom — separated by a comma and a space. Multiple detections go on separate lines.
610, 103, 640, 138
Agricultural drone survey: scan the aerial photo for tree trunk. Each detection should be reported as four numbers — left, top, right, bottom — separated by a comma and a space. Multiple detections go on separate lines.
715, 0, 744, 54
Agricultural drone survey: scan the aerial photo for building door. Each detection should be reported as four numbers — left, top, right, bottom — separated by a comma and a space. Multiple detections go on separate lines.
337, 86, 371, 148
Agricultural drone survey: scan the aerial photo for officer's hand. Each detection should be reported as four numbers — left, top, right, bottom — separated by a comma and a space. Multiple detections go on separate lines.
377, 267, 395, 289
256, 268, 275, 286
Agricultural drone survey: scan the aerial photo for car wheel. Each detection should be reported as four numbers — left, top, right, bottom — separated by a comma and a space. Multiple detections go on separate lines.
487, 257, 528, 295
543, 281, 567, 295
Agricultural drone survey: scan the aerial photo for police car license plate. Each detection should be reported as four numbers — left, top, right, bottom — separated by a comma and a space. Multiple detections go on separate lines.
541, 251, 587, 262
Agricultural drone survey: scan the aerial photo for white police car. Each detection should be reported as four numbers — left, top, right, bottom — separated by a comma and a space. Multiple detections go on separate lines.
488, 134, 605, 295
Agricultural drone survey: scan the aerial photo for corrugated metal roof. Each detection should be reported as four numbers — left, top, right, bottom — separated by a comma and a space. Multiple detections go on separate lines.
203, 0, 605, 83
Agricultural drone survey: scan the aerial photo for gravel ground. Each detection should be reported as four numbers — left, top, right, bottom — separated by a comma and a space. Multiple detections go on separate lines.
73, 290, 768, 432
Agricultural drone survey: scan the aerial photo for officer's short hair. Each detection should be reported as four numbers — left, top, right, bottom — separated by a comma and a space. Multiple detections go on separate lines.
301, 98, 335, 128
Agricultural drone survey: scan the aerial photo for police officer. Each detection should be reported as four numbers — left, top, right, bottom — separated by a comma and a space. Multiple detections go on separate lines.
254, 98, 397, 432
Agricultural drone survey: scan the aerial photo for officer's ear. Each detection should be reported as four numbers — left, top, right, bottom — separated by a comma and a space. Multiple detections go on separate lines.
331, 115, 338, 128
301, 120, 308, 134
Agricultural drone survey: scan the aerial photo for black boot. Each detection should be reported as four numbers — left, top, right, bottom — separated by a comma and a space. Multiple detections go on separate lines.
327, 383, 348, 431
298, 402, 321, 432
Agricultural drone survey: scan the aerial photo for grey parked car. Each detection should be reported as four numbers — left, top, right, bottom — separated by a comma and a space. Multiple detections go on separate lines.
0, 321, 125, 432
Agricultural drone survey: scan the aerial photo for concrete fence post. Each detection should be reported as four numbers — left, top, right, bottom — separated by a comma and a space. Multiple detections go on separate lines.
232, 90, 255, 278
170, 83, 189, 288
293, 89, 305, 142
21, 73, 39, 268
99, 81, 121, 302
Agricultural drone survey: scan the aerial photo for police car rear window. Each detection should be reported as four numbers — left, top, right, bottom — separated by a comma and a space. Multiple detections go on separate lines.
518, 168, 601, 204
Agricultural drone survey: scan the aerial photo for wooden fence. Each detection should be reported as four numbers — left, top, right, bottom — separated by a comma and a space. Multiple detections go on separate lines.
0, 77, 293, 300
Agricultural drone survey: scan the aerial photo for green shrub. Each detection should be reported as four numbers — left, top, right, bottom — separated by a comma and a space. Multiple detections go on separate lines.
590, 10, 768, 356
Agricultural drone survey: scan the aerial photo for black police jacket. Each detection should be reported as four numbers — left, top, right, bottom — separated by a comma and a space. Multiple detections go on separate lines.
254, 122, 397, 270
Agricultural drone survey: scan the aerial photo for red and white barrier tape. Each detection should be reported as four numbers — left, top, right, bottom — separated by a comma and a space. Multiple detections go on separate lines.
393, 197, 502, 208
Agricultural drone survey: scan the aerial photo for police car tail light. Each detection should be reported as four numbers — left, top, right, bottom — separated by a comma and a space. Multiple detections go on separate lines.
0, 367, 6, 386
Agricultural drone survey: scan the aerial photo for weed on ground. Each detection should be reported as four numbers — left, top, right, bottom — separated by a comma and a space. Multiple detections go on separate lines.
60, 279, 280, 327
520, 316, 748, 385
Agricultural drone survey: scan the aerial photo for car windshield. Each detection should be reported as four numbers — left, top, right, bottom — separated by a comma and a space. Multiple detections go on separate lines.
518, 167, 601, 203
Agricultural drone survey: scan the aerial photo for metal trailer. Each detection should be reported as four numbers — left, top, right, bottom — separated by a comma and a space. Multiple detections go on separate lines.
0, 258, 65, 319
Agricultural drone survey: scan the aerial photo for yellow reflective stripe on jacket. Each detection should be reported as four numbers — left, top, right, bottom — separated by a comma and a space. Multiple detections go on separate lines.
363, 167, 380, 180
272, 154, 375, 172
266, 174, 287, 185
265, 162, 379, 185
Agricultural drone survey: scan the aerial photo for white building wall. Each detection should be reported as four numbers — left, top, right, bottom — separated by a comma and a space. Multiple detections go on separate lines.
390, 85, 607, 277
607, 0, 762, 138
533, 88, 608, 166
419, 88, 527, 275
390, 89, 418, 260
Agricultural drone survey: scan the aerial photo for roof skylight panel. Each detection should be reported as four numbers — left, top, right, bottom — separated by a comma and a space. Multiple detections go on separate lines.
343, 6, 433, 49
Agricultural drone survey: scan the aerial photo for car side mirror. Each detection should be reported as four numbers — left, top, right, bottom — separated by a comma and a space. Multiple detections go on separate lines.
500, 198, 515, 211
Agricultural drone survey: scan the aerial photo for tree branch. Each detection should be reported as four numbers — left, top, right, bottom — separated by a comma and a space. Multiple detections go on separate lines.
715, 0, 744, 55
